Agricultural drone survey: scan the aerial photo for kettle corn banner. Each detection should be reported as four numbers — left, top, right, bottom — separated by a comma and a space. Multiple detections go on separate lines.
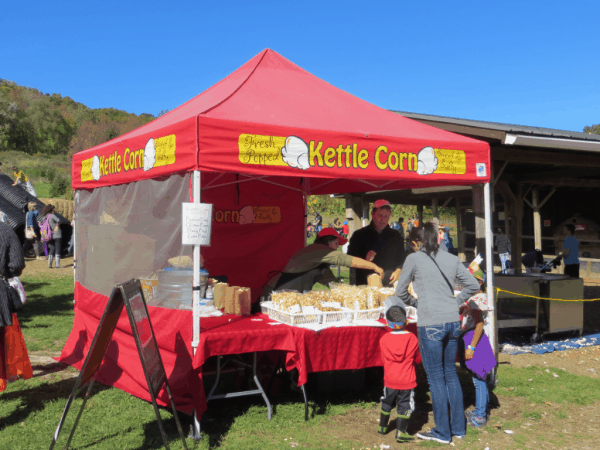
238, 133, 467, 175
80, 134, 177, 183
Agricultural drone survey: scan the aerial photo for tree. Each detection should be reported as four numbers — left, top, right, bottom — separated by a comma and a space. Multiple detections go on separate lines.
584, 124, 600, 135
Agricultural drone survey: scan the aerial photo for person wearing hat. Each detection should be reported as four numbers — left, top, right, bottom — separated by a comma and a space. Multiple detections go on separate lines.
378, 298, 420, 443
347, 199, 406, 287
458, 269, 495, 429
259, 228, 384, 304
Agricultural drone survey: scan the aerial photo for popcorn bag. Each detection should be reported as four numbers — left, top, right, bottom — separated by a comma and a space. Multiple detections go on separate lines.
224, 286, 238, 314
367, 273, 383, 288
238, 287, 252, 316
213, 282, 228, 310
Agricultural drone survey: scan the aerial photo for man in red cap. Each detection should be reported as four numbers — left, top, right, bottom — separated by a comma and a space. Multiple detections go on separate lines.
348, 199, 406, 287
259, 228, 383, 304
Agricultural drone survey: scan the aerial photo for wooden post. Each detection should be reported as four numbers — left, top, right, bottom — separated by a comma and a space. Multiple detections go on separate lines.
345, 194, 363, 239
417, 203, 423, 225
514, 184, 524, 273
456, 197, 466, 262
362, 199, 369, 227
532, 189, 542, 250
432, 198, 439, 232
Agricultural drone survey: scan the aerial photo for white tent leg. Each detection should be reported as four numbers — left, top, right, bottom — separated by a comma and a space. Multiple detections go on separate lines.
191, 170, 202, 440
484, 183, 497, 381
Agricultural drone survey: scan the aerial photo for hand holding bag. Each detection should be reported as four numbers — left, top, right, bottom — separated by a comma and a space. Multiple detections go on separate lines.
25, 228, 35, 240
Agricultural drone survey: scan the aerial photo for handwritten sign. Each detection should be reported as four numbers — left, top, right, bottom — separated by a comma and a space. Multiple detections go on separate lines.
434, 149, 467, 175
182, 202, 212, 246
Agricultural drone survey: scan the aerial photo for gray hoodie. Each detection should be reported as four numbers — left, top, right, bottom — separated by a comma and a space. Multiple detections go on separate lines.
396, 248, 480, 327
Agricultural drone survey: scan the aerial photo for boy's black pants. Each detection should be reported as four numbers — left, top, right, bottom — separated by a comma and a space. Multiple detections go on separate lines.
381, 386, 414, 415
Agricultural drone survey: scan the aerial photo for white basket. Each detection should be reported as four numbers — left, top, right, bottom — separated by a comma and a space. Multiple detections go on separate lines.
261, 301, 322, 326
353, 307, 384, 322
321, 308, 354, 324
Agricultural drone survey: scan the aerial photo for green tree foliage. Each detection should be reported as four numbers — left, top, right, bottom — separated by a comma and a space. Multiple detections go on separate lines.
584, 123, 600, 135
0, 79, 157, 157
306, 195, 456, 223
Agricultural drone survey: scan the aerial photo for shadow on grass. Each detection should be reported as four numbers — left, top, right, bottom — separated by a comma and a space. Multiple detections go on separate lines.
0, 377, 111, 431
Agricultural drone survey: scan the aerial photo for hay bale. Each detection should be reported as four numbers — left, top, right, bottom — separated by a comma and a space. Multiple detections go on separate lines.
39, 198, 74, 221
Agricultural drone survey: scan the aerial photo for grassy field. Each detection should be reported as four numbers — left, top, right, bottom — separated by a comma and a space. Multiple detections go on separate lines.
0, 150, 72, 199
3, 260, 600, 449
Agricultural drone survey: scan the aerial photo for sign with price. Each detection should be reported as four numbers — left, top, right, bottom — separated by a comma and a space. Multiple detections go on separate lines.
182, 202, 213, 246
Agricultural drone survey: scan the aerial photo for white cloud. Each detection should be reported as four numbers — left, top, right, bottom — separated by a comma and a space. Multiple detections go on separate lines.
282, 136, 310, 170
416, 146, 438, 175
91, 155, 101, 180
144, 138, 156, 171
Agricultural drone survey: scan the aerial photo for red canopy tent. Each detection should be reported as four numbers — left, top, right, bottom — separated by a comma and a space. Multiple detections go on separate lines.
61, 49, 492, 418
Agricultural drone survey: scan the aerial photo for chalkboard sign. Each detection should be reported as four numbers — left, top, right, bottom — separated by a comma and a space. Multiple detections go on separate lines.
49, 279, 188, 450
122, 281, 167, 396
182, 202, 212, 246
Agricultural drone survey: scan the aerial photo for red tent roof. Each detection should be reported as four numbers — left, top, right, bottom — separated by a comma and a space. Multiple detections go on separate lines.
73, 49, 490, 192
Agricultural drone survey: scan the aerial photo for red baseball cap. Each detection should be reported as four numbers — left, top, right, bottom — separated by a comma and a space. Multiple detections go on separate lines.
317, 227, 348, 245
373, 199, 391, 209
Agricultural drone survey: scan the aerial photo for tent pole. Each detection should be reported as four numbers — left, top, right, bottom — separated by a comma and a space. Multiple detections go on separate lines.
483, 183, 497, 379
191, 170, 202, 440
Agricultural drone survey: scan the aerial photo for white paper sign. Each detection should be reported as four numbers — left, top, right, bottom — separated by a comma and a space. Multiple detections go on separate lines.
182, 203, 213, 246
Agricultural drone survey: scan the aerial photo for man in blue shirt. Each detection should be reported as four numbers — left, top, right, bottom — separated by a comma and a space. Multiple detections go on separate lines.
562, 223, 579, 278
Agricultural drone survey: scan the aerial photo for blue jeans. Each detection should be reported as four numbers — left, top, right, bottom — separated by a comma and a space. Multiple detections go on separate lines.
472, 373, 489, 418
418, 322, 465, 440
499, 252, 510, 274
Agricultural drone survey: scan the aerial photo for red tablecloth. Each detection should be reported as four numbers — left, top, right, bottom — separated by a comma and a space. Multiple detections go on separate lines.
59, 284, 418, 418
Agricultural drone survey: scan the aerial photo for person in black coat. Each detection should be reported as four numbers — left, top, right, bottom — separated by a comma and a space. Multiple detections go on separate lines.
0, 221, 25, 327
348, 199, 406, 286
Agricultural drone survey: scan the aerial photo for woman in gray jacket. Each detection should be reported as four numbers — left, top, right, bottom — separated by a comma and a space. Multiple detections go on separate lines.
396, 223, 480, 444
42, 204, 63, 269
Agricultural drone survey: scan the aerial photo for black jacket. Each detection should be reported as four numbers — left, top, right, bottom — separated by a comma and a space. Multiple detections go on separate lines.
0, 222, 25, 327
347, 222, 406, 286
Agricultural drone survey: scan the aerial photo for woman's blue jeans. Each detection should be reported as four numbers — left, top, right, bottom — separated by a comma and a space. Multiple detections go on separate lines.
418, 321, 465, 440
472, 373, 489, 418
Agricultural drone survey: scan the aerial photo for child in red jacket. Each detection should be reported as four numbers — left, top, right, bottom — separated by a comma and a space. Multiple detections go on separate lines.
378, 302, 420, 443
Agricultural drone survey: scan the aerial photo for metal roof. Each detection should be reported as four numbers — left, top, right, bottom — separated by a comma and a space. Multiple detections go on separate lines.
392, 110, 600, 142
0, 174, 69, 230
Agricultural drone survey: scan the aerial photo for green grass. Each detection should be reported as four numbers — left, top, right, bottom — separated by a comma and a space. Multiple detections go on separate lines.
33, 181, 52, 199
19, 273, 76, 352
5, 265, 600, 449
497, 365, 600, 405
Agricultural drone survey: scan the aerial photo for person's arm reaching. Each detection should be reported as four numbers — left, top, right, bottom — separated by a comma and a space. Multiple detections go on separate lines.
349, 257, 384, 277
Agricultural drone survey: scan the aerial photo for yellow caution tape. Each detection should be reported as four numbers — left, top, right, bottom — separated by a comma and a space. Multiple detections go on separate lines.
495, 288, 598, 302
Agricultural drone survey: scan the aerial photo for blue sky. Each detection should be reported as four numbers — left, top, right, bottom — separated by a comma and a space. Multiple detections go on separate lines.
2, 0, 599, 132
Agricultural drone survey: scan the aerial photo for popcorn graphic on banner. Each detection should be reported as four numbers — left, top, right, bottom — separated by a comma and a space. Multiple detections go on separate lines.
416, 146, 438, 175
143, 138, 156, 171
281, 136, 310, 170
91, 155, 101, 181
239, 205, 257, 224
